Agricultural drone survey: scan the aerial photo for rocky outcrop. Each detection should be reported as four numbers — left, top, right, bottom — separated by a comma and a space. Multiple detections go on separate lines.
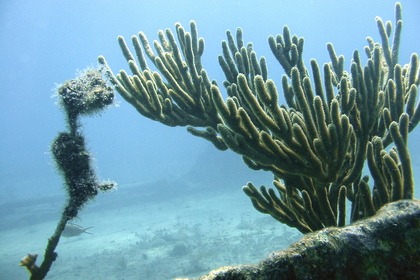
177, 199, 420, 280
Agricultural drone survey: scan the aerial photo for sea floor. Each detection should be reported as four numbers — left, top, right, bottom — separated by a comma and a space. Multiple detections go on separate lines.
0, 180, 301, 280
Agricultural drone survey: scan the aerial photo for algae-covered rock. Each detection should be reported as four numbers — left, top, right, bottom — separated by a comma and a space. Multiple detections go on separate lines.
177, 199, 420, 279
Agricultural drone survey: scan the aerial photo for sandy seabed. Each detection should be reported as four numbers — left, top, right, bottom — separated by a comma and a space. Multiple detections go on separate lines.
1, 181, 301, 280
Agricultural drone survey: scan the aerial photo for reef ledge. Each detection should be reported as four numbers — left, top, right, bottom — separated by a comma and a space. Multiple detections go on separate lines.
177, 199, 420, 280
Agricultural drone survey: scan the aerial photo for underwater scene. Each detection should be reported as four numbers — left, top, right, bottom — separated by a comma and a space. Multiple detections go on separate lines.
1, 0, 419, 279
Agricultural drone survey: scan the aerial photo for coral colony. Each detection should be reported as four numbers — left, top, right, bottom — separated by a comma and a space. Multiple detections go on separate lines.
99, 2, 417, 233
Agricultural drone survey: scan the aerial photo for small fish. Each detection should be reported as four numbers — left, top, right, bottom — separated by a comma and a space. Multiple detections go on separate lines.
62, 223, 93, 237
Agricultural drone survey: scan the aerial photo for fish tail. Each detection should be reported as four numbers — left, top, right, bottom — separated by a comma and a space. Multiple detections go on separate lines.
84, 227, 94, 234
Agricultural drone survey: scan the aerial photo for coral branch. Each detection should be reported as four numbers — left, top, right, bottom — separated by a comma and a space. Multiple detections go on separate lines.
99, 2, 418, 233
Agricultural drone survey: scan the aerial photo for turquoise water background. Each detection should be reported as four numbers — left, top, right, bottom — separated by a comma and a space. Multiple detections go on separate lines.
0, 2, 419, 278
1, 0, 419, 200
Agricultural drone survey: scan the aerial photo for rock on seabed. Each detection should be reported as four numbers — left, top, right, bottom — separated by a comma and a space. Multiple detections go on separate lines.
176, 199, 420, 280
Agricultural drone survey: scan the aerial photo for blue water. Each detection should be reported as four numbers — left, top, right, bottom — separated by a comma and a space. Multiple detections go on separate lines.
1, 0, 419, 279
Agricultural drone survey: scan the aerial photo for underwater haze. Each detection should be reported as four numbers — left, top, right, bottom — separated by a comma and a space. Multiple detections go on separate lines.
1, 0, 419, 279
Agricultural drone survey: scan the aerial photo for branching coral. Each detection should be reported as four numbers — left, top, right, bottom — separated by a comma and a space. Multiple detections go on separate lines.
98, 2, 419, 233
